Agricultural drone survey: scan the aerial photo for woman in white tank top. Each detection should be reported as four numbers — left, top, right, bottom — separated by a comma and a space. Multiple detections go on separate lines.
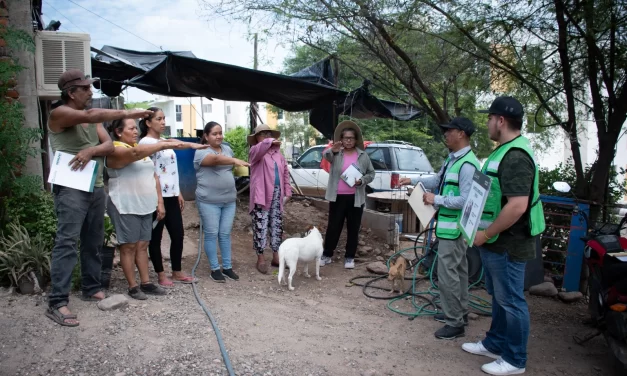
105, 118, 207, 300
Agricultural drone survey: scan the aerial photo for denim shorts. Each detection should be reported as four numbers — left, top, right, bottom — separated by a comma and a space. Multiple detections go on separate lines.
107, 197, 152, 244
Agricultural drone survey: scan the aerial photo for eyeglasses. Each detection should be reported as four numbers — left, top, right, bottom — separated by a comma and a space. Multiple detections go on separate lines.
258, 131, 273, 137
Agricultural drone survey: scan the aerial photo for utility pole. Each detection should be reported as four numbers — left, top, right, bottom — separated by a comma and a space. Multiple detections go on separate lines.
249, 33, 258, 134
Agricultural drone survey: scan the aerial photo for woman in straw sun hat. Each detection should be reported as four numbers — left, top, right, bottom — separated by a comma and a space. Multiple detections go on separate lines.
248, 124, 292, 274
319, 120, 374, 270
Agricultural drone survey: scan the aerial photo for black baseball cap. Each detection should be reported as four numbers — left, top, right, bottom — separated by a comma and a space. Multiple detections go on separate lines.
478, 96, 524, 119
440, 117, 476, 137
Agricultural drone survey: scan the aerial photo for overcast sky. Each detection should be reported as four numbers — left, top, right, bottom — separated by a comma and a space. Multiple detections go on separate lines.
43, 0, 290, 102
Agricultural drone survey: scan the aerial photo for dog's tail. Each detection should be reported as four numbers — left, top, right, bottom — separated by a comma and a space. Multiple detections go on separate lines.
277, 247, 285, 285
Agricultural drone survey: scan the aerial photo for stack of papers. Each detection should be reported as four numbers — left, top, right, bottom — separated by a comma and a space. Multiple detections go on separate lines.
47, 151, 99, 192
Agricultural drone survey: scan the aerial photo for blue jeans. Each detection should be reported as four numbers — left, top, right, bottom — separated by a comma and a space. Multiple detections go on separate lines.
197, 201, 236, 271
479, 247, 529, 369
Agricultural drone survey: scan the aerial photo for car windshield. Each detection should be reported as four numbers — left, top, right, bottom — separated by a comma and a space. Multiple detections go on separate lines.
394, 148, 433, 172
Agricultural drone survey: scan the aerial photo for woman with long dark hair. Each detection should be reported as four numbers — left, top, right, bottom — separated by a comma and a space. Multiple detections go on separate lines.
106, 118, 207, 299
137, 107, 195, 286
194, 121, 249, 282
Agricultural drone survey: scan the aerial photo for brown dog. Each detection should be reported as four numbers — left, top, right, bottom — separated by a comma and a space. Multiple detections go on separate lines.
388, 256, 407, 293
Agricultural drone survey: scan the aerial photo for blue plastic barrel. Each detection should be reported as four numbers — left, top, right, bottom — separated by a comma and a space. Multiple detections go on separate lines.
173, 137, 201, 201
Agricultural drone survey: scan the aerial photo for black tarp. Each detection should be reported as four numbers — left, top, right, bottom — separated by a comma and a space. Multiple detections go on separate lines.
91, 46, 423, 139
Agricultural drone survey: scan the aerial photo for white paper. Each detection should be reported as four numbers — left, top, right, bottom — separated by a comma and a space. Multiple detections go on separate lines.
617, 256, 627, 262
47, 151, 98, 192
340, 163, 363, 187
408, 182, 437, 226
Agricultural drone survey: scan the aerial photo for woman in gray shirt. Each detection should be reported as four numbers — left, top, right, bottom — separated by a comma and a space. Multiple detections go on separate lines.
193, 122, 249, 283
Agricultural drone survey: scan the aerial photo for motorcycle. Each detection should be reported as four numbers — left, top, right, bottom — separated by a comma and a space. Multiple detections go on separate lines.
553, 182, 627, 374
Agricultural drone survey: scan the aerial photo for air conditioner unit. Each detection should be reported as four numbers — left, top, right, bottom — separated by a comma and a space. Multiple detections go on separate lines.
35, 31, 91, 100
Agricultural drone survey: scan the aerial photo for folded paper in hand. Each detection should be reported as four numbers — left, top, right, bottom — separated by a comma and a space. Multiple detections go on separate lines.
47, 151, 99, 192
340, 163, 363, 187
408, 182, 436, 226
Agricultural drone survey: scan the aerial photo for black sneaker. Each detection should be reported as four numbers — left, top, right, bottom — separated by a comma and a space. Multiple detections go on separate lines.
140, 282, 167, 296
434, 313, 469, 326
434, 325, 465, 340
210, 270, 226, 283
222, 269, 239, 281
128, 286, 147, 300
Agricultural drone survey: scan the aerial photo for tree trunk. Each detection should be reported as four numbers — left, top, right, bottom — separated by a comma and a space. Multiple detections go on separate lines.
588, 130, 620, 222
568, 128, 587, 198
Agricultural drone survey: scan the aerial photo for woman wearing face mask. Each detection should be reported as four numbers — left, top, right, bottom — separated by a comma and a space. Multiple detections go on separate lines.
247, 124, 292, 274
137, 107, 195, 287
319, 120, 375, 269
194, 121, 249, 283
106, 119, 207, 299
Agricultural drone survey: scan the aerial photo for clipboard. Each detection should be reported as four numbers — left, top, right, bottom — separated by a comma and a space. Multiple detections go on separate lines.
458, 170, 491, 245
408, 182, 437, 226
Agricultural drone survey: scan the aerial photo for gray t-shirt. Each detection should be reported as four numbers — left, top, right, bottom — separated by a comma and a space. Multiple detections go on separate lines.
193, 145, 236, 204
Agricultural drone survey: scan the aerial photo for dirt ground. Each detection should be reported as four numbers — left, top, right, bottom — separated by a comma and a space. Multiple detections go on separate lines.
0, 198, 617, 376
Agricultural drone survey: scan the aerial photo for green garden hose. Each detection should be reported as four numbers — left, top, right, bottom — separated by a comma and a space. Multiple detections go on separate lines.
349, 242, 492, 320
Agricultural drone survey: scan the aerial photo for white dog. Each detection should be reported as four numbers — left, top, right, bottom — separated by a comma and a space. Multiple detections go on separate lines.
278, 226, 324, 290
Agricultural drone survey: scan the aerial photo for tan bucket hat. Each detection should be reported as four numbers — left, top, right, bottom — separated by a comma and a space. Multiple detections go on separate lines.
247, 124, 281, 146
334, 120, 365, 150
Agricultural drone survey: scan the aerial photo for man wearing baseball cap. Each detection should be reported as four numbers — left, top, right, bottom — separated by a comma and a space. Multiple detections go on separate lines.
46, 69, 153, 327
400, 117, 480, 340
461, 96, 545, 375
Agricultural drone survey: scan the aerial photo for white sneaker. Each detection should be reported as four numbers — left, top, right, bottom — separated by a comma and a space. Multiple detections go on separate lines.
320, 256, 332, 267
461, 341, 500, 359
344, 258, 355, 269
481, 358, 525, 375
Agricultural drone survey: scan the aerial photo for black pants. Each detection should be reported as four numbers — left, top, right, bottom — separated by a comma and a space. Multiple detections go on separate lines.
323, 194, 364, 259
149, 196, 184, 273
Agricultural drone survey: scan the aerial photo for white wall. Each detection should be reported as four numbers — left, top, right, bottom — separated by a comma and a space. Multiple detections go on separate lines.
150, 99, 178, 135
224, 101, 249, 131
151, 96, 228, 135
533, 120, 627, 203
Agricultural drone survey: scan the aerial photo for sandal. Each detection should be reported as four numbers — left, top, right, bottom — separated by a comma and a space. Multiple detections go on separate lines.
45, 307, 79, 327
158, 279, 175, 288
172, 276, 197, 284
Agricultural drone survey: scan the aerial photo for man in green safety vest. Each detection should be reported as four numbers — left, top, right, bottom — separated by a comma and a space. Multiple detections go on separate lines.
461, 96, 545, 376
400, 117, 480, 340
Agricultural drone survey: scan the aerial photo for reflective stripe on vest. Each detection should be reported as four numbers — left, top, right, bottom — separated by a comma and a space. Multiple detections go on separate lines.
479, 136, 546, 243
435, 150, 481, 240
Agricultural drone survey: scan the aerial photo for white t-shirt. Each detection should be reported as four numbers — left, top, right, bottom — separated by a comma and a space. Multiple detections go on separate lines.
106, 142, 157, 215
138, 136, 181, 197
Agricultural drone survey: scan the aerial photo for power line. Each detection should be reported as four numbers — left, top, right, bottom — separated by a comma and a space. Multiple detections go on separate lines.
42, 0, 88, 33
65, 0, 161, 50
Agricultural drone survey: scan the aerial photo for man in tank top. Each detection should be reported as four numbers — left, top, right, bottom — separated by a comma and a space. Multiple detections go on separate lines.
45, 69, 152, 327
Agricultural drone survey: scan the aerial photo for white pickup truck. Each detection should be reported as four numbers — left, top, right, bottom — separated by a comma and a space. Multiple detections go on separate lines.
289, 141, 436, 197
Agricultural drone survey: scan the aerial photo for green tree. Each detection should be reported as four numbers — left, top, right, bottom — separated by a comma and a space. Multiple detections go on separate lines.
202, 0, 627, 220
124, 101, 151, 109
0, 25, 41, 229
223, 127, 249, 161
